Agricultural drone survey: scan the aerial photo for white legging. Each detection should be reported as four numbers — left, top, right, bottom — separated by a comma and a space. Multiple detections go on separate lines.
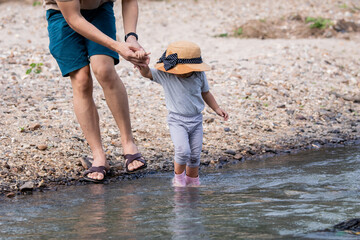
167, 112, 203, 168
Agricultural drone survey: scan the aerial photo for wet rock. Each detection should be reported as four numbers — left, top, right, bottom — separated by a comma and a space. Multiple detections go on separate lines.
320, 218, 360, 235
38, 180, 46, 188
20, 181, 34, 192
247, 150, 256, 155
219, 156, 228, 163
234, 154, 242, 160
6, 192, 16, 198
80, 157, 92, 170
224, 149, 236, 155
111, 162, 124, 171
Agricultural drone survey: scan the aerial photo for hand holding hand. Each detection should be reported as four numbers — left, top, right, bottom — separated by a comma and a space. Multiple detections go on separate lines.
126, 37, 150, 65
215, 108, 229, 121
115, 41, 150, 67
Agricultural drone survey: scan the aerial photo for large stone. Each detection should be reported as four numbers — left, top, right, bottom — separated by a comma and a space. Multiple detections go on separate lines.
20, 181, 34, 192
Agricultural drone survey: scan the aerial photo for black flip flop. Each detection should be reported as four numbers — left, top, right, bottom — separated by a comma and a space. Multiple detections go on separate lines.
124, 153, 147, 173
83, 166, 108, 183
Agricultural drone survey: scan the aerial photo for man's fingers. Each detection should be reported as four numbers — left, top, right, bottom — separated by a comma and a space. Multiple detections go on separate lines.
128, 45, 140, 52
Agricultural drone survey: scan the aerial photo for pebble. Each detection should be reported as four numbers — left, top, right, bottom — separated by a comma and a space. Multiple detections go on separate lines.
225, 149, 236, 155
37, 145, 47, 151
6, 192, 16, 198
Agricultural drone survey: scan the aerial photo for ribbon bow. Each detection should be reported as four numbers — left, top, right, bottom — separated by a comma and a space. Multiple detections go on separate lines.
160, 53, 179, 71
157, 51, 203, 71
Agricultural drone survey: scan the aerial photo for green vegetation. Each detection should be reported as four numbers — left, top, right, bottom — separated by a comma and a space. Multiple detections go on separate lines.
339, 3, 348, 9
305, 17, 333, 29
26, 63, 43, 75
234, 27, 243, 36
215, 33, 229, 38
33, 1, 41, 6
339, 3, 360, 12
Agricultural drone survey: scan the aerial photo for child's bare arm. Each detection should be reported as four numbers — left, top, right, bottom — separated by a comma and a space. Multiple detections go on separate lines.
138, 65, 153, 80
202, 91, 229, 121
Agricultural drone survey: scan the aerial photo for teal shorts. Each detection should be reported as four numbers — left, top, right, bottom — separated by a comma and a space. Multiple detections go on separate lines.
46, 2, 119, 77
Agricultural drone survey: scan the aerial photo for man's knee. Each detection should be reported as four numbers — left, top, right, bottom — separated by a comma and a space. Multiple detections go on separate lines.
70, 67, 93, 95
92, 64, 117, 88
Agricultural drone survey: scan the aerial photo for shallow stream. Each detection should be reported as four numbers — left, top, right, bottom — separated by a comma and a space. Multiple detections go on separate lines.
1, 145, 360, 239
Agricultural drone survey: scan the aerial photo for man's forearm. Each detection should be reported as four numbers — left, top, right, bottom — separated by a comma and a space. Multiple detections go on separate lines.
57, 1, 118, 52
122, 0, 138, 36
69, 16, 118, 51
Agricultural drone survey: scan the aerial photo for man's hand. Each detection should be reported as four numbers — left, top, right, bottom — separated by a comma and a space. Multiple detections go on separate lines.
125, 37, 150, 68
114, 41, 149, 67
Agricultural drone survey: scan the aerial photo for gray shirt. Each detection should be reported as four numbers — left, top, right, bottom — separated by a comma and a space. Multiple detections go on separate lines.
150, 68, 210, 116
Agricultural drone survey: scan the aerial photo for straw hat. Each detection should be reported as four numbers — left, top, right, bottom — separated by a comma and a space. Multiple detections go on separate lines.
155, 41, 211, 74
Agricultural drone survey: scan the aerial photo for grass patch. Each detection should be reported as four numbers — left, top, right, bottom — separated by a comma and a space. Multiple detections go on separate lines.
214, 33, 229, 38
26, 63, 43, 75
234, 27, 243, 36
305, 17, 333, 29
33, 1, 41, 6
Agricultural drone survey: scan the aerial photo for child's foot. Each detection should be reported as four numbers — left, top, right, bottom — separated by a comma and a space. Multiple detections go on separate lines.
185, 175, 200, 187
172, 171, 186, 187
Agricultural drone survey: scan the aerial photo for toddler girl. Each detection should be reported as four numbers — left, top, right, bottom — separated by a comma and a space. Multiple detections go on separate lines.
138, 41, 228, 187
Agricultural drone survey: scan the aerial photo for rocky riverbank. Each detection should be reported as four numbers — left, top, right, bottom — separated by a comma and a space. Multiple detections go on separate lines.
0, 0, 359, 196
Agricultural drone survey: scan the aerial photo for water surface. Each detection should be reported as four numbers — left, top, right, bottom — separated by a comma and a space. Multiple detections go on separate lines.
1, 146, 360, 239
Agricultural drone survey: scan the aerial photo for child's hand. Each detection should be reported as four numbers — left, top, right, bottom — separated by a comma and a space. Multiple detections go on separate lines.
215, 108, 229, 121
134, 50, 151, 70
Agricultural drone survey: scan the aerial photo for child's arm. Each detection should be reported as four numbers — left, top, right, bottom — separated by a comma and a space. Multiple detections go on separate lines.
202, 91, 229, 121
138, 64, 153, 80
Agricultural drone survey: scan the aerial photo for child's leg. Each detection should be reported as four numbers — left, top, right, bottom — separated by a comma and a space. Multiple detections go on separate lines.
174, 161, 186, 175
168, 114, 191, 171
168, 113, 191, 186
186, 166, 199, 178
186, 116, 203, 186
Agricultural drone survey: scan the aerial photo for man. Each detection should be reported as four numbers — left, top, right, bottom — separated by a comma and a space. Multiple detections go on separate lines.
44, 0, 149, 182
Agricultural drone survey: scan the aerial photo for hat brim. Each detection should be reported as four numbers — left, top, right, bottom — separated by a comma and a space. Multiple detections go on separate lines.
154, 62, 211, 74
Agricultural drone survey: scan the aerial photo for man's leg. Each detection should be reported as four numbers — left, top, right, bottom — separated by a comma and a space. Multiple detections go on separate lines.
90, 55, 144, 171
70, 65, 108, 181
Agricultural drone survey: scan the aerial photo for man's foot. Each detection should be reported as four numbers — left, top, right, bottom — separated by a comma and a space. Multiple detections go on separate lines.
83, 156, 110, 182
123, 143, 146, 172
83, 166, 110, 183
124, 153, 147, 173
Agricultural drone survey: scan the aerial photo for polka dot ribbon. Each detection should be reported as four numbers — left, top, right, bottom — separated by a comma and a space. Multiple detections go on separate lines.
157, 51, 203, 71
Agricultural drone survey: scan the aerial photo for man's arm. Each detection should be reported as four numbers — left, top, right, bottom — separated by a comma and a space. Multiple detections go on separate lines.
56, 0, 146, 66
122, 0, 150, 64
